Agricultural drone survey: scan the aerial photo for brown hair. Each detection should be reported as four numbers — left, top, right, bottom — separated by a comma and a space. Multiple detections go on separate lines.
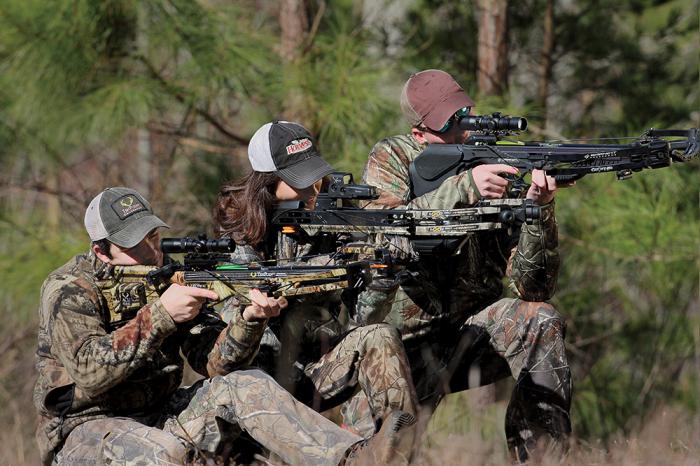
213, 171, 280, 246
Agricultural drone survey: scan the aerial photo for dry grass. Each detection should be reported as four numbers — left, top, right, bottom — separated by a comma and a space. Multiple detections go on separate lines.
2, 321, 699, 466
416, 392, 700, 465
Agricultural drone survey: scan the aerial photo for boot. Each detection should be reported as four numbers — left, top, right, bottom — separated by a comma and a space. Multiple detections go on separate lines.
343, 410, 417, 466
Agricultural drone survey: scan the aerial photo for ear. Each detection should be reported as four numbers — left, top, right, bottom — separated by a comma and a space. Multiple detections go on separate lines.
92, 243, 112, 264
411, 126, 428, 144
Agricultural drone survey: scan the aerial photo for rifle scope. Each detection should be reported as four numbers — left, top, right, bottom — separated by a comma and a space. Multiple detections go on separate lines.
161, 236, 235, 254
459, 112, 527, 132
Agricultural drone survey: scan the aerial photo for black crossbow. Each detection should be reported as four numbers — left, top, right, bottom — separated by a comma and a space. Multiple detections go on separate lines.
409, 113, 699, 197
272, 173, 540, 256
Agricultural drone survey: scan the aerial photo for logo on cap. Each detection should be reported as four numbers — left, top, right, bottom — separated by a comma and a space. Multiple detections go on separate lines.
286, 138, 313, 155
120, 196, 135, 208
112, 195, 147, 219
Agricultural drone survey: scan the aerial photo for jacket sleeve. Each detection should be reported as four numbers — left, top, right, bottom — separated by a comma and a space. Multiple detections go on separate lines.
49, 279, 177, 397
506, 201, 560, 301
180, 307, 268, 377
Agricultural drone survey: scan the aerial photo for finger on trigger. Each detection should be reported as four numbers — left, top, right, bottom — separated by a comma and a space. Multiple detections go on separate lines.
189, 287, 219, 300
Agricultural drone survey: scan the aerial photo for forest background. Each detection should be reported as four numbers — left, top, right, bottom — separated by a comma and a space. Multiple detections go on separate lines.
0, 0, 698, 464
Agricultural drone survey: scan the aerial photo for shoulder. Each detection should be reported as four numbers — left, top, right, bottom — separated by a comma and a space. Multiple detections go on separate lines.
369, 134, 423, 166
40, 253, 102, 319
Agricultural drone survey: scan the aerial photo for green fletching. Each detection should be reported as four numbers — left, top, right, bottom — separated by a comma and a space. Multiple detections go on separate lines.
215, 264, 247, 270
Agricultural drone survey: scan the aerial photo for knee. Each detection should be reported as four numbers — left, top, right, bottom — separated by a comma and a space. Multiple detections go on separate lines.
515, 301, 566, 339
215, 369, 278, 390
356, 323, 402, 347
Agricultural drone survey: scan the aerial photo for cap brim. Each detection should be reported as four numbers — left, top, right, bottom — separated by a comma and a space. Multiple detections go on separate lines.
108, 215, 170, 249
423, 91, 475, 131
277, 155, 335, 189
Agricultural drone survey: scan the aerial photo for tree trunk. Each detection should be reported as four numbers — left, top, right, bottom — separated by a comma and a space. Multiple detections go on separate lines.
279, 0, 309, 62
279, 0, 310, 122
476, 0, 509, 96
538, 0, 555, 129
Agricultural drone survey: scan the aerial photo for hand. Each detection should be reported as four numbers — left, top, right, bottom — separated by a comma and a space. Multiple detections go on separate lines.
471, 164, 520, 199
160, 284, 218, 323
526, 169, 557, 205
242, 289, 288, 322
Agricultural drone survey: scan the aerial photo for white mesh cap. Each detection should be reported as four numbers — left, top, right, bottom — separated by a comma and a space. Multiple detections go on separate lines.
84, 191, 110, 241
248, 122, 278, 172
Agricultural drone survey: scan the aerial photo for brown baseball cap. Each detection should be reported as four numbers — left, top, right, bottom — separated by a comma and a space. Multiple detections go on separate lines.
400, 69, 475, 131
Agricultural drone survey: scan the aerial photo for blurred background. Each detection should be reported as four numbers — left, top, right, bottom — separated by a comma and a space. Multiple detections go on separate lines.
0, 0, 698, 463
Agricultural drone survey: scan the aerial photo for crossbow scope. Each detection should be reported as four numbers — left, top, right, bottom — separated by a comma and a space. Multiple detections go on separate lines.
459, 112, 527, 132
161, 236, 235, 254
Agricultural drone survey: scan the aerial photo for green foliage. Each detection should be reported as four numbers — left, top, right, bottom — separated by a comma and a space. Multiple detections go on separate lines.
0, 211, 87, 326
554, 164, 700, 440
393, 0, 479, 92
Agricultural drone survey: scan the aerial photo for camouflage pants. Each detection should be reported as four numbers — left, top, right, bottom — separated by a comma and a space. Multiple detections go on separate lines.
275, 323, 418, 437
55, 369, 361, 465
345, 298, 571, 458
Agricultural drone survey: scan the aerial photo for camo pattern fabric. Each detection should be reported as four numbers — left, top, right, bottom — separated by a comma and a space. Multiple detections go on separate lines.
34, 251, 267, 464
357, 133, 570, 457
55, 370, 362, 466
220, 235, 418, 432
343, 298, 572, 449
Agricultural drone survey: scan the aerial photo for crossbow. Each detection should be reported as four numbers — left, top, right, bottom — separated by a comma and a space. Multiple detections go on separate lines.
149, 236, 379, 304
409, 113, 699, 197
272, 172, 540, 256
98, 236, 381, 326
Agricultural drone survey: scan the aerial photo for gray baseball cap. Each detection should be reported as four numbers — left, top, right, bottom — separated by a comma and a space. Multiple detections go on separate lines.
84, 187, 169, 248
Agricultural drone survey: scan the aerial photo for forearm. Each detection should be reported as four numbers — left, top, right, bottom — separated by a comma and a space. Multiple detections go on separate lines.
205, 299, 267, 375
508, 201, 560, 300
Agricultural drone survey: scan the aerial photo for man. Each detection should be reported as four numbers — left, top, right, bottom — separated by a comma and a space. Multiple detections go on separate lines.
356, 69, 572, 461
34, 187, 413, 465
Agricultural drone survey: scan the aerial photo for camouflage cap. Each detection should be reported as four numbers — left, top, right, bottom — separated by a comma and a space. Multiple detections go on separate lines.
400, 69, 475, 131
84, 187, 169, 248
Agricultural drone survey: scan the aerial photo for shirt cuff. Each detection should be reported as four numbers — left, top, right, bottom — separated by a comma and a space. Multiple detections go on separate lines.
148, 299, 177, 336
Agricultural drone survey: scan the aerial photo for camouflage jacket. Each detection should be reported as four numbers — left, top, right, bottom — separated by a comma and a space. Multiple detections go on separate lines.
34, 251, 266, 464
359, 133, 560, 339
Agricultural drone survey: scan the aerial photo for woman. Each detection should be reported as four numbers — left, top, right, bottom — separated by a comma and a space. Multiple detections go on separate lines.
213, 121, 417, 438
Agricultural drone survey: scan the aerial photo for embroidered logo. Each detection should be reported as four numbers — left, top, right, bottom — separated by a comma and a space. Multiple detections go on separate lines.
112, 195, 147, 219
286, 138, 313, 155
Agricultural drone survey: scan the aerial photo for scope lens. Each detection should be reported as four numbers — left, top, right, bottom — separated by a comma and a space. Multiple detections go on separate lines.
160, 237, 235, 253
